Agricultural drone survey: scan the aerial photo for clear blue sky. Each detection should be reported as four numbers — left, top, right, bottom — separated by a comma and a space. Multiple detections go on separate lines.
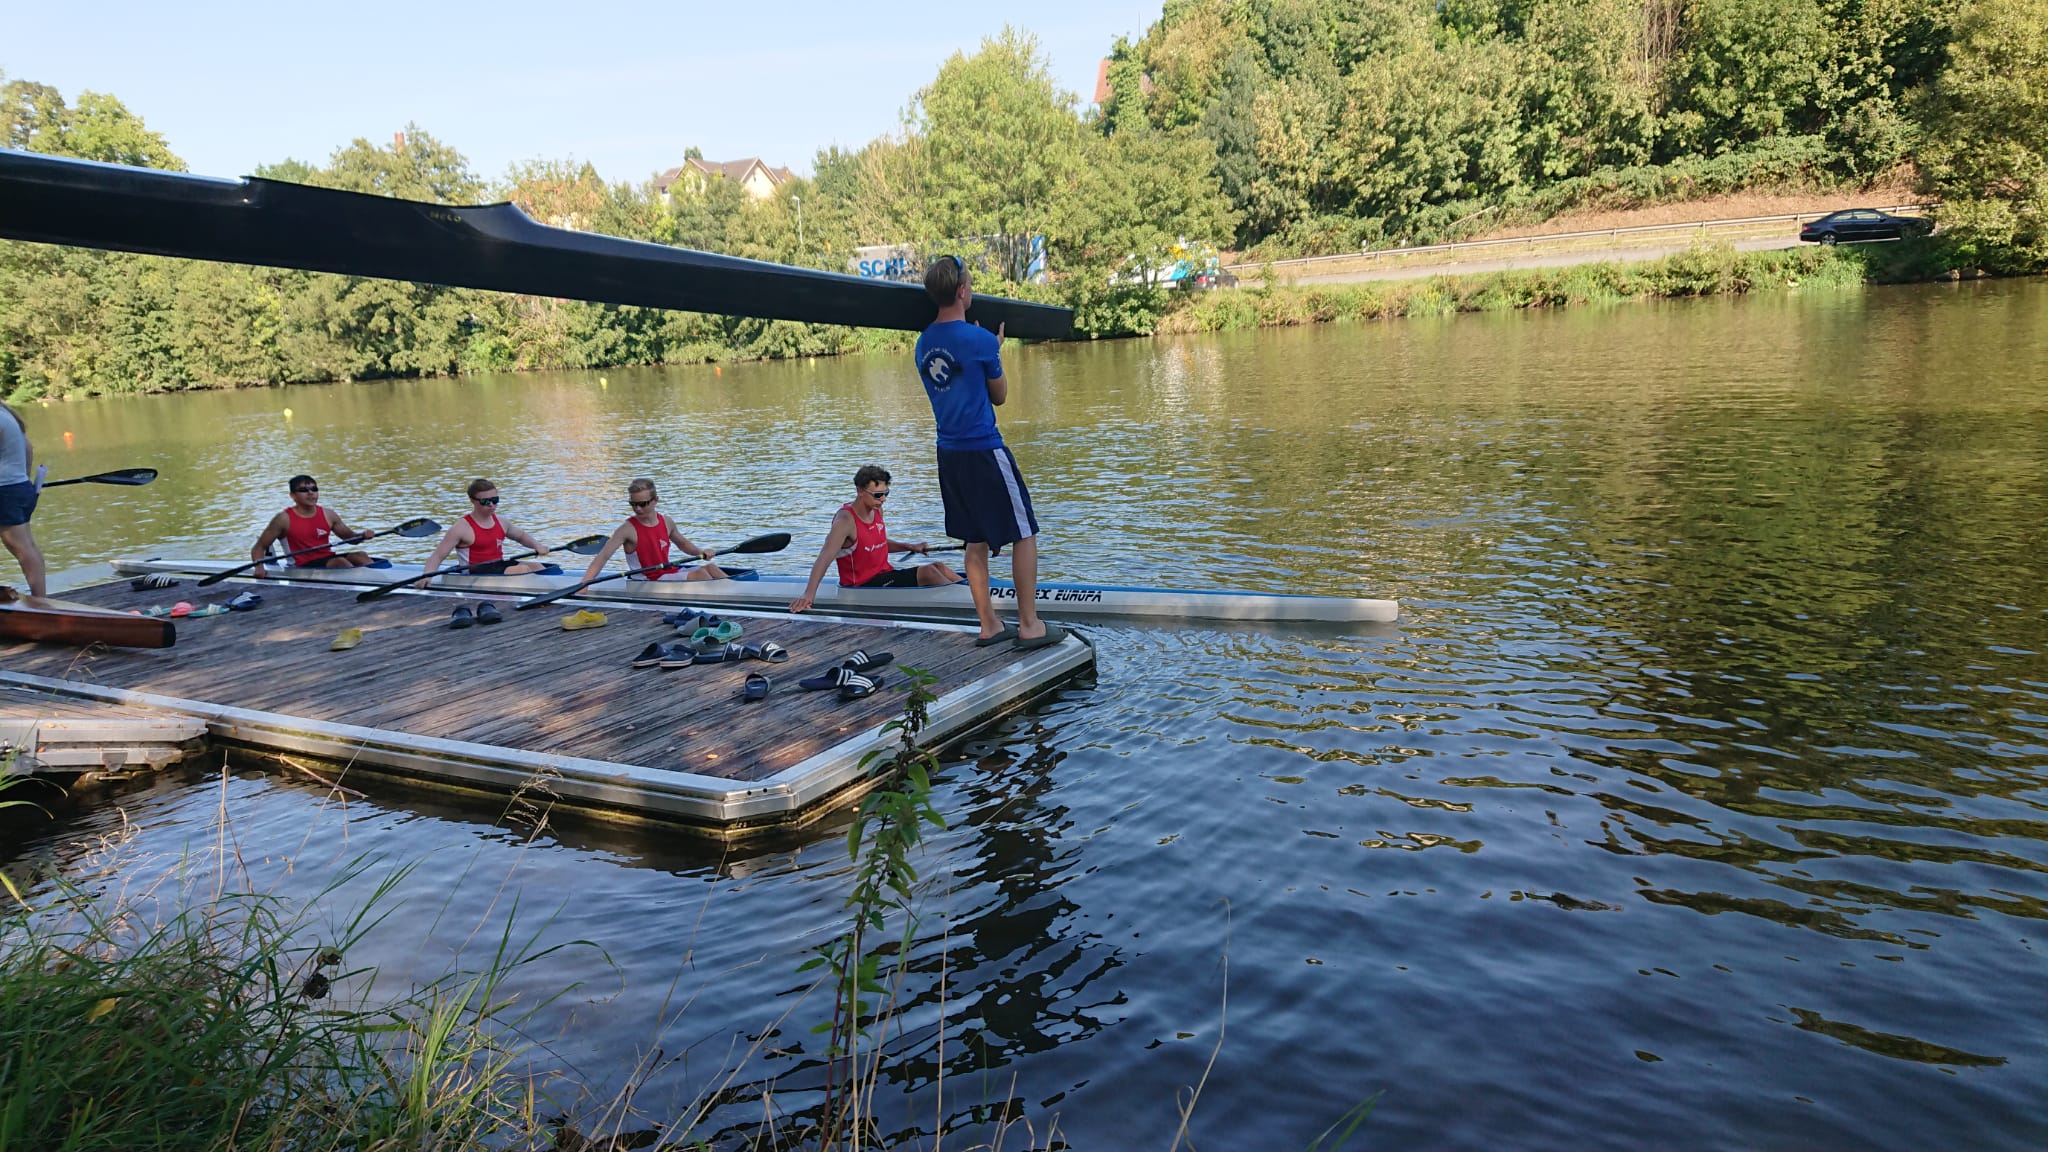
6, 1, 1159, 184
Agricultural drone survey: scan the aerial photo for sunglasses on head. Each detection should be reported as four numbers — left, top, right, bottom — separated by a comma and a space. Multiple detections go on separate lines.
473, 495, 500, 506
629, 497, 656, 509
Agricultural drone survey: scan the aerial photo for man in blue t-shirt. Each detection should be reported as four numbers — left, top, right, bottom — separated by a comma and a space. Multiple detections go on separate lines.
914, 256, 1060, 650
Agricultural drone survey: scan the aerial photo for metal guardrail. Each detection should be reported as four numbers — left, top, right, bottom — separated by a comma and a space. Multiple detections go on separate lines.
1228, 205, 1931, 273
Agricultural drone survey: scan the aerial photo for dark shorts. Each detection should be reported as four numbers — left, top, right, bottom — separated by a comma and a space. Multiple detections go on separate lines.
937, 445, 1037, 548
0, 481, 40, 529
850, 566, 921, 589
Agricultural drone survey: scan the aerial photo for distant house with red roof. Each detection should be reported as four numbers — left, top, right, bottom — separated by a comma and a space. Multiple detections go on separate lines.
656, 156, 794, 202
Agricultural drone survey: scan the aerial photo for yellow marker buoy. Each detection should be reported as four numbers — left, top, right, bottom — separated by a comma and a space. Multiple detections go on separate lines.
283, 407, 293, 420
599, 376, 608, 388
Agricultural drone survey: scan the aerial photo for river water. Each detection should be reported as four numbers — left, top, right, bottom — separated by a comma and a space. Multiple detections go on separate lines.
8, 280, 2048, 1149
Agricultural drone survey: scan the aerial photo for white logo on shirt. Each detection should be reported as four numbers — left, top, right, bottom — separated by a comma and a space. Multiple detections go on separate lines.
921, 348, 960, 391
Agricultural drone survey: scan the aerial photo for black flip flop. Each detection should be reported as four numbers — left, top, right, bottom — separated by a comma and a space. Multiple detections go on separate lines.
838, 671, 885, 701
743, 641, 790, 663
476, 601, 503, 625
799, 665, 866, 692
449, 605, 474, 630
836, 650, 895, 673
632, 642, 672, 669
973, 625, 1018, 647
742, 672, 772, 702
1015, 624, 1067, 652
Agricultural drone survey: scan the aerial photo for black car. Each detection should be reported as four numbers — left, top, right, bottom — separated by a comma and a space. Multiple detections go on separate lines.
1798, 209, 1933, 245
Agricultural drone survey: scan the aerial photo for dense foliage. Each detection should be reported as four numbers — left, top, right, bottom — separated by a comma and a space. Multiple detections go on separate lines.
2, 0, 2043, 396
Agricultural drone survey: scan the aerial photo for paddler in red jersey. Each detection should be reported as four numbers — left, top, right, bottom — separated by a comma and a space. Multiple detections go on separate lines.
420, 478, 550, 576
790, 465, 961, 613
580, 477, 729, 583
249, 474, 376, 578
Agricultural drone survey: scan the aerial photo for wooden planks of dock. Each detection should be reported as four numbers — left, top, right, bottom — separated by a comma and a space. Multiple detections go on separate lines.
0, 579, 1093, 833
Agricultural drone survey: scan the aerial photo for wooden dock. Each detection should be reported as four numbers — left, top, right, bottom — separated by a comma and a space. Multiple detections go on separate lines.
0, 684, 206, 776
0, 579, 1093, 834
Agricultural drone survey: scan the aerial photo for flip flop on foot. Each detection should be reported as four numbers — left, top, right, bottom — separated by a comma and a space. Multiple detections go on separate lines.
450, 605, 474, 629
838, 671, 885, 701
476, 602, 503, 625
331, 627, 364, 651
974, 625, 1018, 647
742, 672, 772, 702
1014, 624, 1067, 652
561, 609, 607, 631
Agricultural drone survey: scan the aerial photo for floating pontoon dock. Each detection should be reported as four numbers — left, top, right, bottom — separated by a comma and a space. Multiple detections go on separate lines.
0, 579, 1093, 835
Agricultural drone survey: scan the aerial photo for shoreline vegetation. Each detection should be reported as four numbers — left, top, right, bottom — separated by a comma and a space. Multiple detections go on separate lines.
5, 0, 2045, 400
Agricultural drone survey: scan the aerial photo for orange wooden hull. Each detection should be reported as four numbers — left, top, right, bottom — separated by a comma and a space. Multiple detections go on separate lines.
0, 597, 175, 649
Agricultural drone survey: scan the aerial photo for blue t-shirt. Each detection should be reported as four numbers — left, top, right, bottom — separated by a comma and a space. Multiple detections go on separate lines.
914, 320, 1004, 451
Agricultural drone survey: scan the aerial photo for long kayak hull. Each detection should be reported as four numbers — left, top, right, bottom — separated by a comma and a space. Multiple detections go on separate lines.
0, 596, 175, 649
113, 560, 1399, 624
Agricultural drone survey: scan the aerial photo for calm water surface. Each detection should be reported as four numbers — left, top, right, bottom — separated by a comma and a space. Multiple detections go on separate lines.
8, 280, 2048, 1149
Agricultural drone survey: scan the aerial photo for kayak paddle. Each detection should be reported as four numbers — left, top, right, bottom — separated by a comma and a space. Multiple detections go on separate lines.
197, 517, 442, 586
354, 533, 609, 602
42, 467, 158, 488
515, 531, 791, 611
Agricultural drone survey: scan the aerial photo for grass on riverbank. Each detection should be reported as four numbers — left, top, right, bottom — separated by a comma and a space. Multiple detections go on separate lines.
1155, 243, 1874, 335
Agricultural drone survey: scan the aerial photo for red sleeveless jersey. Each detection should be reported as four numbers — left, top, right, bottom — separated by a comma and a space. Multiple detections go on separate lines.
835, 503, 891, 587
461, 513, 505, 565
630, 514, 677, 577
282, 506, 334, 565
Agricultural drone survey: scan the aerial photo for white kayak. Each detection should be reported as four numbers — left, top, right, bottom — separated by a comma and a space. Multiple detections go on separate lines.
113, 558, 1400, 624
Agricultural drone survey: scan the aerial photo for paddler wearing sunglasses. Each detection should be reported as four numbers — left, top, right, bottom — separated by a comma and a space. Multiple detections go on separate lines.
580, 477, 729, 582
249, 474, 376, 579
790, 465, 961, 613
420, 478, 551, 576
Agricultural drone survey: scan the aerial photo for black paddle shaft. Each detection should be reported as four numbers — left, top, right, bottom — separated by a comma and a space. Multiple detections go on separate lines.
514, 531, 790, 610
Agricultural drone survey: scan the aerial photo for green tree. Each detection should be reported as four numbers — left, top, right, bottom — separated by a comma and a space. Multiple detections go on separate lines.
0, 80, 183, 170
1917, 0, 2048, 270
913, 28, 1089, 242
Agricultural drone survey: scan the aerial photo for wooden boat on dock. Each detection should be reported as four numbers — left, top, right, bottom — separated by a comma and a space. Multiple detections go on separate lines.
0, 588, 175, 649
114, 559, 1400, 624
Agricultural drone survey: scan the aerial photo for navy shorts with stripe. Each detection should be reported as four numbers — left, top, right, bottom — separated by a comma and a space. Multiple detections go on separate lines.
936, 446, 1038, 548
0, 481, 38, 529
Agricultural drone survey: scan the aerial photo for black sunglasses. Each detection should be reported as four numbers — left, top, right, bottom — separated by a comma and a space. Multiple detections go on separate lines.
473, 496, 501, 506
864, 488, 890, 499
629, 497, 656, 509
292, 485, 318, 493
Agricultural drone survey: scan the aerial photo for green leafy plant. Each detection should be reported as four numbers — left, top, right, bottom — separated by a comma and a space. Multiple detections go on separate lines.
798, 666, 948, 1149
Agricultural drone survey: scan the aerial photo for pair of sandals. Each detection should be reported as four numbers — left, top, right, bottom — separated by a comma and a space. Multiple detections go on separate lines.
143, 600, 231, 619
631, 640, 789, 669
449, 602, 504, 629
796, 650, 894, 700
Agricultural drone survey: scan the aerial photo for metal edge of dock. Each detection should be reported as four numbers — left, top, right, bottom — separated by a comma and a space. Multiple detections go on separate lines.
0, 629, 1094, 833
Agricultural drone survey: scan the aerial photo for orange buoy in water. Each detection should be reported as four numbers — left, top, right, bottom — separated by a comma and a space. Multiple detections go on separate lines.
63, 431, 74, 447
714, 366, 722, 376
